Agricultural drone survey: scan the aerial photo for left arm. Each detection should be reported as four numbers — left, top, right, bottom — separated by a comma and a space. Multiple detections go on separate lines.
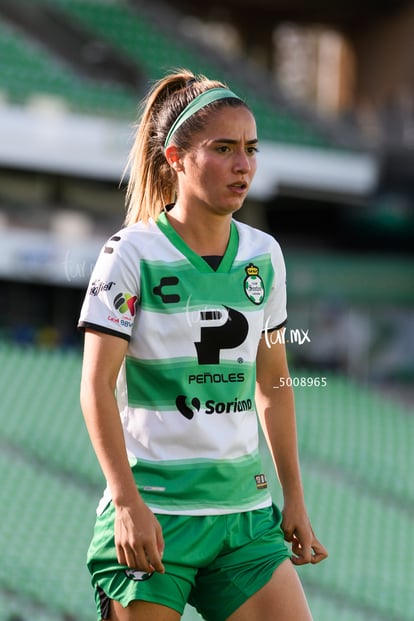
255, 331, 328, 565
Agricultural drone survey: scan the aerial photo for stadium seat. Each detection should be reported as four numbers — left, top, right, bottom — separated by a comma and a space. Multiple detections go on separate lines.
0, 450, 97, 619
27, 0, 332, 147
261, 372, 414, 621
293, 372, 414, 504
0, 18, 136, 118
1, 342, 413, 620
0, 344, 102, 487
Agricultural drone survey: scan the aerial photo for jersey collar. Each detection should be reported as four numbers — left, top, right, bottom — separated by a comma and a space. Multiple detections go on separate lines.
156, 211, 239, 273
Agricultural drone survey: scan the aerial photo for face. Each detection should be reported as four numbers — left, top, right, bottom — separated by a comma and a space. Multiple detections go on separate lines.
169, 105, 258, 217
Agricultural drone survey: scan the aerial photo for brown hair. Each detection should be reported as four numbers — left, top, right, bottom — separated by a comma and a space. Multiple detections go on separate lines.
123, 68, 248, 225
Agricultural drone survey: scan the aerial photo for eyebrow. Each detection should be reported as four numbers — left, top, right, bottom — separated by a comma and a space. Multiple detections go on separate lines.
211, 138, 259, 145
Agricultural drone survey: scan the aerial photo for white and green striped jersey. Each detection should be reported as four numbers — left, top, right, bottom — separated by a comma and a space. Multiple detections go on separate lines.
78, 212, 287, 516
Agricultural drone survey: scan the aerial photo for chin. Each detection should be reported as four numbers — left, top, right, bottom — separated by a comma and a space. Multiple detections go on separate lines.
214, 206, 242, 218
219, 198, 245, 215
229, 201, 245, 215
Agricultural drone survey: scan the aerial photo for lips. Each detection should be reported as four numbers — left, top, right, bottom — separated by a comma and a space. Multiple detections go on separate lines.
228, 181, 248, 193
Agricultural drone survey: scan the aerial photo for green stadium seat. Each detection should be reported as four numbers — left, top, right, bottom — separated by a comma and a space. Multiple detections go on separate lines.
0, 595, 59, 621
0, 18, 137, 118
260, 372, 414, 621
292, 372, 414, 505
1, 343, 412, 621
0, 450, 97, 619
0, 344, 103, 487
29, 0, 331, 147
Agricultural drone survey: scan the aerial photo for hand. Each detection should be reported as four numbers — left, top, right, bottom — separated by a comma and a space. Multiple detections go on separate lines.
282, 504, 328, 566
289, 527, 328, 566
114, 497, 165, 574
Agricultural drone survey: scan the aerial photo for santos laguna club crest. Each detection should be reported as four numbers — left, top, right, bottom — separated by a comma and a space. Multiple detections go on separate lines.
243, 263, 264, 305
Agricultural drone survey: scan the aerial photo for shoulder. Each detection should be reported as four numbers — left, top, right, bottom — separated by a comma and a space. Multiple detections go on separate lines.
233, 219, 284, 256
101, 219, 162, 259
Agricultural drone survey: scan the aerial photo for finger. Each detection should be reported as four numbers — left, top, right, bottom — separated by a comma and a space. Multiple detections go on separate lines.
281, 519, 294, 543
138, 522, 165, 574
131, 546, 155, 573
144, 523, 165, 573
156, 523, 165, 562
310, 540, 329, 564
291, 552, 312, 566
290, 534, 313, 565
116, 545, 127, 568
117, 537, 153, 572
123, 546, 145, 571
291, 539, 328, 566
145, 543, 165, 574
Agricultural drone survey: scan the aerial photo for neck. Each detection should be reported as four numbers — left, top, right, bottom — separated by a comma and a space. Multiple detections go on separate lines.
166, 203, 232, 256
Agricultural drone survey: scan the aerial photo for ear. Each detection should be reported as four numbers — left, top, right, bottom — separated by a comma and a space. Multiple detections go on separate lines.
165, 145, 184, 171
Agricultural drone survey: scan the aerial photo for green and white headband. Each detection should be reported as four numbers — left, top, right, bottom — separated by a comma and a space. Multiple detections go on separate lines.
164, 87, 241, 148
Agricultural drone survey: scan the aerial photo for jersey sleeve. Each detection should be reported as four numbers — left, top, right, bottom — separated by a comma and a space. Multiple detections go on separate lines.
263, 238, 287, 332
78, 232, 140, 341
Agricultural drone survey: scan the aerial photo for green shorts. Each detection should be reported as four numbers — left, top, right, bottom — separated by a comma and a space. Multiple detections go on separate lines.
87, 502, 291, 621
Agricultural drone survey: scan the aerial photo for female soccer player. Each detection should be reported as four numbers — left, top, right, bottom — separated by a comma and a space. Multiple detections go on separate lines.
78, 68, 328, 621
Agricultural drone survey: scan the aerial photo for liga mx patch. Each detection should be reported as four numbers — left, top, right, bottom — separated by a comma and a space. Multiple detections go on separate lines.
255, 474, 268, 489
244, 263, 264, 305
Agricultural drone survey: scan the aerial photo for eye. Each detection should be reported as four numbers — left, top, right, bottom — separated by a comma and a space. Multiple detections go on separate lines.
216, 145, 230, 153
246, 145, 259, 155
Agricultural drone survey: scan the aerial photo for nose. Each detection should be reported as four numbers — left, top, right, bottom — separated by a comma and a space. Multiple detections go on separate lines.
233, 146, 254, 173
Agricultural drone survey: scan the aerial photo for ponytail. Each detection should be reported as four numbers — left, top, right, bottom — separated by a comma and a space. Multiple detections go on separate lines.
123, 68, 244, 225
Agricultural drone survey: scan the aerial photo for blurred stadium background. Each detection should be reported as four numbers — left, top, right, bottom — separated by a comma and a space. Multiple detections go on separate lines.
0, 1, 413, 620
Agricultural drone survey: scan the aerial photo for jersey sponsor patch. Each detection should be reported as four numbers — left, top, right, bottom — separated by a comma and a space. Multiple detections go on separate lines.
175, 394, 253, 419
89, 279, 116, 296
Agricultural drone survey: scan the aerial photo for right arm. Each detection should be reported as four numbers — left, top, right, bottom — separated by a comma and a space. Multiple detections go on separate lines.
80, 329, 164, 573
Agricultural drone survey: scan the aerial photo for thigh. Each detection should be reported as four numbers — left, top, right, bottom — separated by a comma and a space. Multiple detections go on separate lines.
88, 505, 225, 620
190, 504, 291, 621
110, 599, 181, 621
227, 559, 313, 621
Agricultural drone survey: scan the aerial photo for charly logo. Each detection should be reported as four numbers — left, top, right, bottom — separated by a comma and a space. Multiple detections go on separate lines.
125, 569, 153, 582
153, 276, 180, 303
243, 263, 264, 305
103, 235, 121, 254
114, 292, 138, 316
